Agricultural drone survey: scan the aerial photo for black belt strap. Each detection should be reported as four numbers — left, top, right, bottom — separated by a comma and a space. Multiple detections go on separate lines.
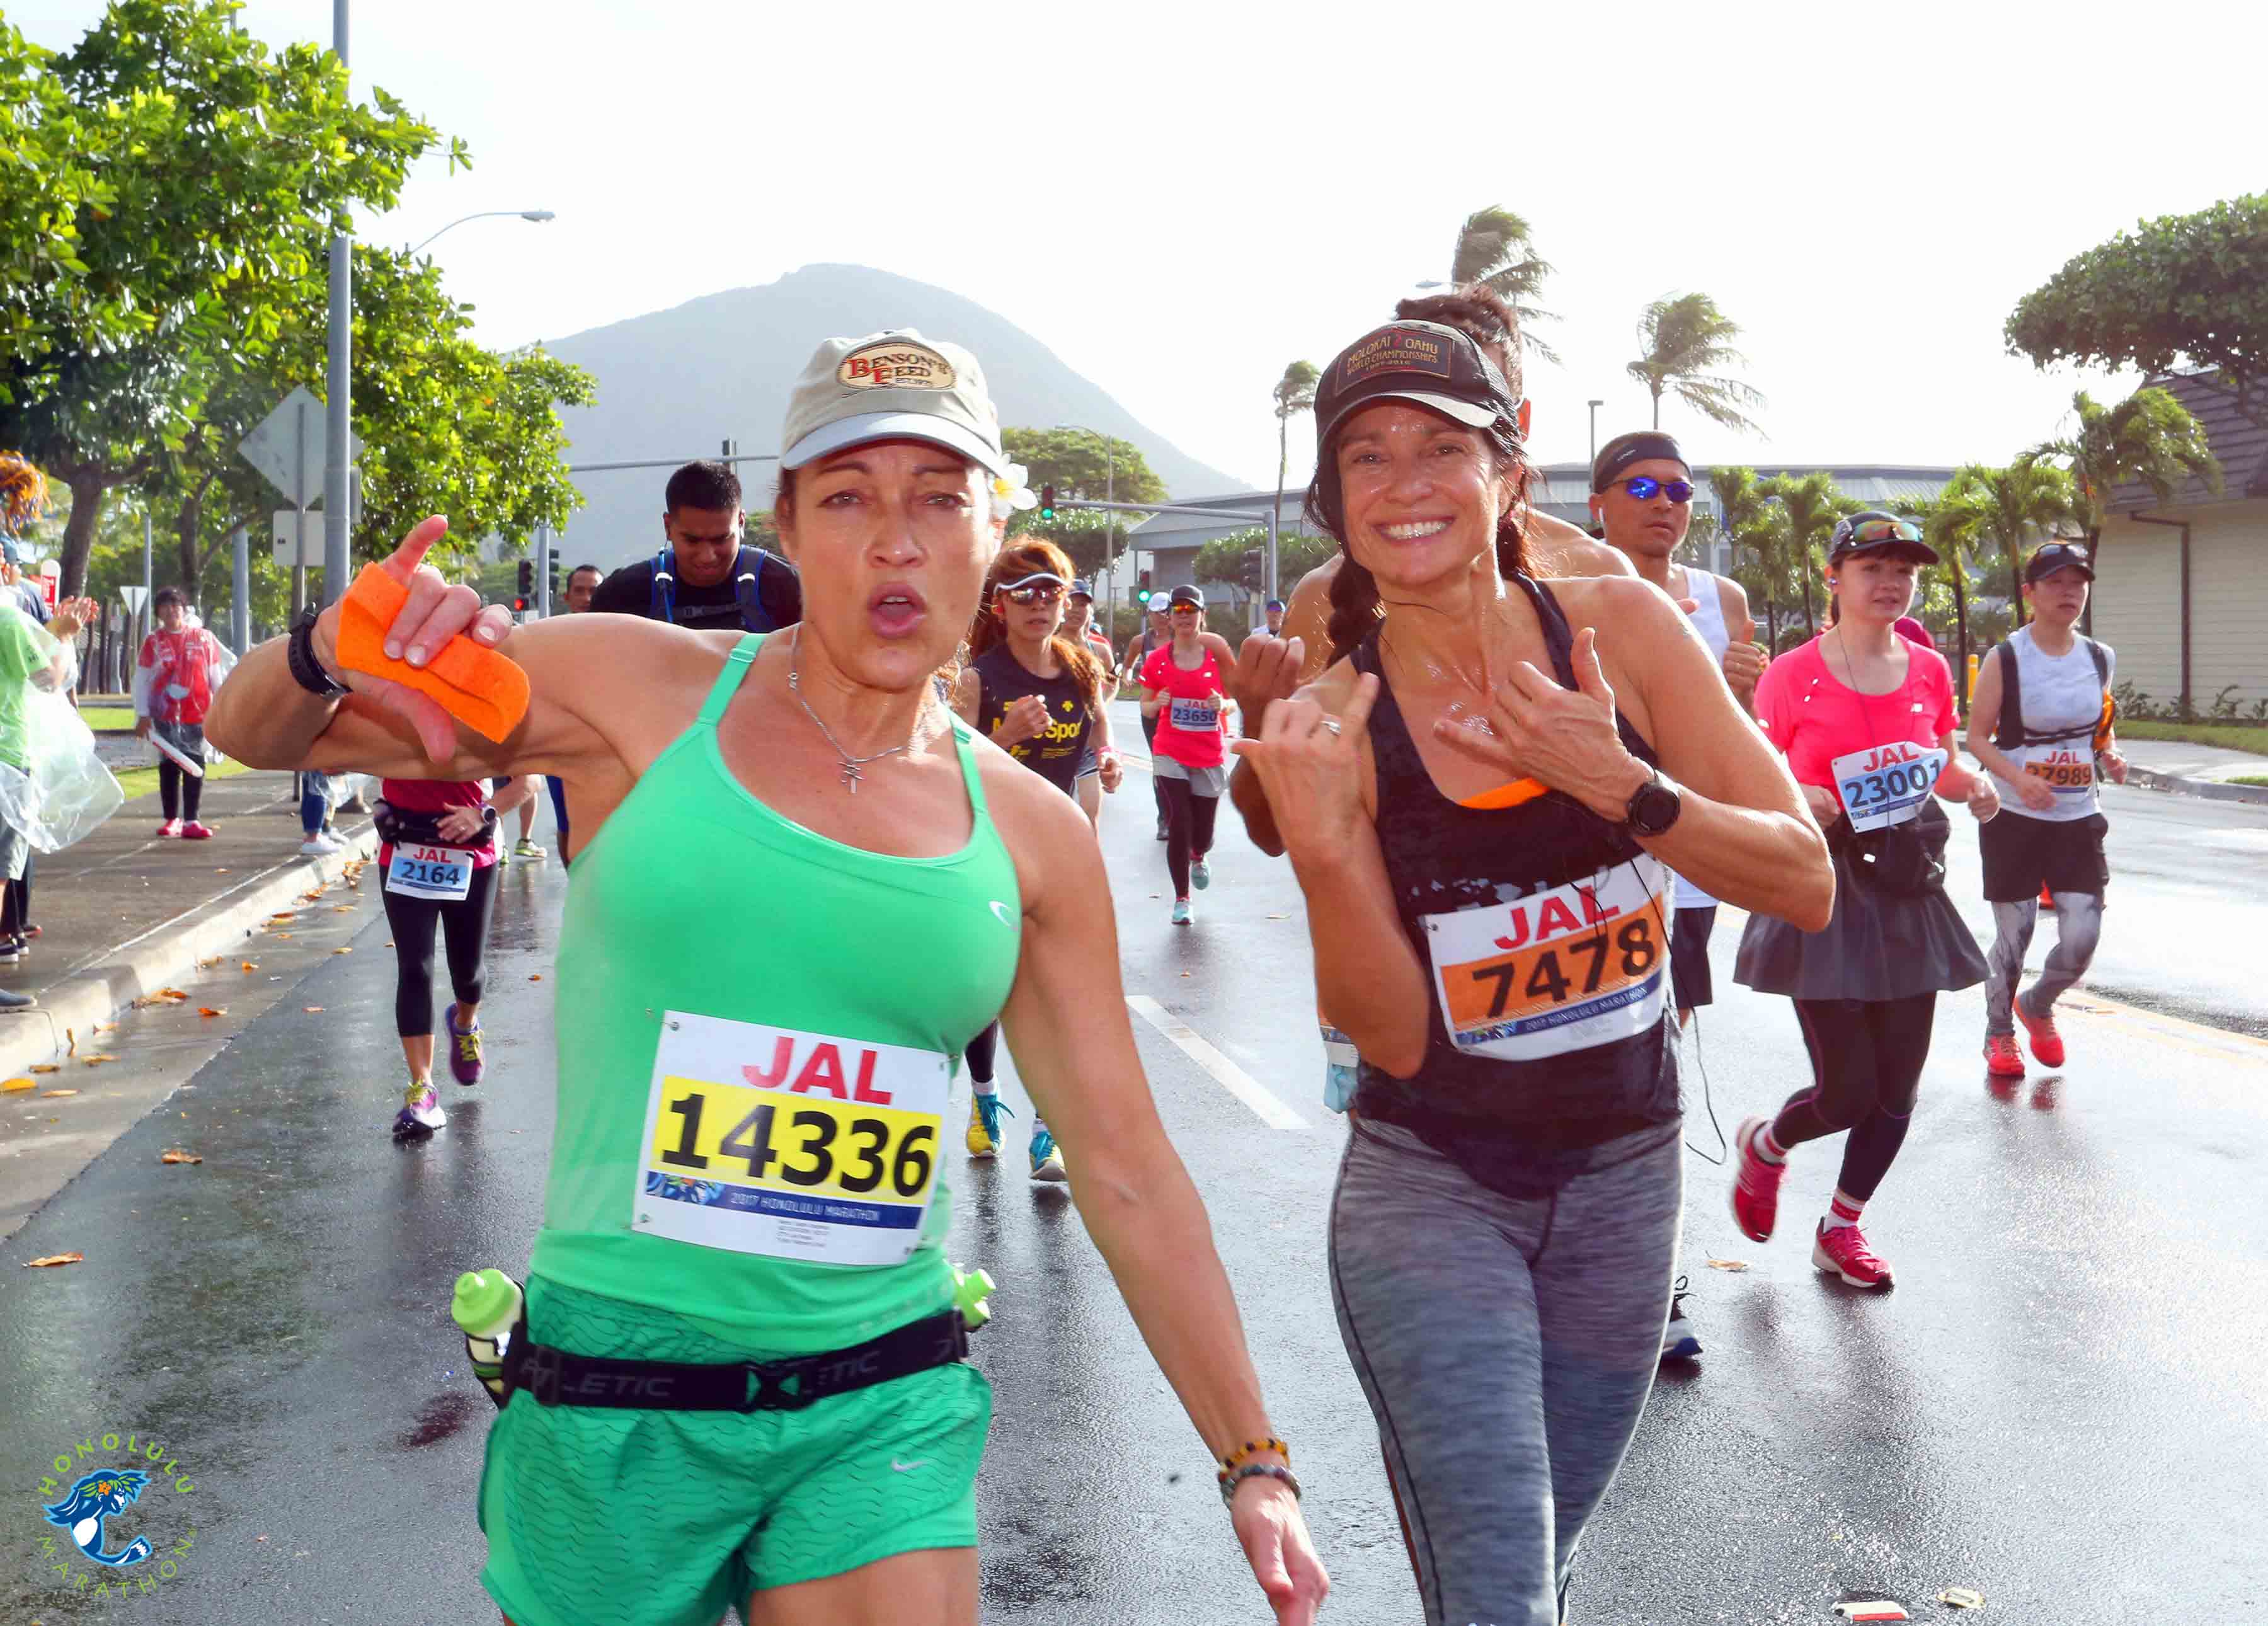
499, 1308, 968, 1412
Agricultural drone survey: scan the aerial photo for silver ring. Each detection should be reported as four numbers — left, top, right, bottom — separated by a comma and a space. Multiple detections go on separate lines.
1320, 718, 1343, 737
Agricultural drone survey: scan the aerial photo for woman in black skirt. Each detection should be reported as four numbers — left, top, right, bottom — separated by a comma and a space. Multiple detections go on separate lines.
1730, 513, 1996, 1289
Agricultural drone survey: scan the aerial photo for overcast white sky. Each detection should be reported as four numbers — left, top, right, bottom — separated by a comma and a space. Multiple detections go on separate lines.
20, 1, 2267, 490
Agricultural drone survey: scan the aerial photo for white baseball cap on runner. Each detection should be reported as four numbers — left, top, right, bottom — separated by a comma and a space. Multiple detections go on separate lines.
779, 329, 1010, 478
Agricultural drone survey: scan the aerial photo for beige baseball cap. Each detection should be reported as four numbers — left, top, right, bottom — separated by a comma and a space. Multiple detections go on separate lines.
779, 329, 1009, 478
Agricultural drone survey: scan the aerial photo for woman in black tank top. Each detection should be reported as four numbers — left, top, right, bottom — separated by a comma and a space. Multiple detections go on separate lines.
1232, 318, 1832, 1626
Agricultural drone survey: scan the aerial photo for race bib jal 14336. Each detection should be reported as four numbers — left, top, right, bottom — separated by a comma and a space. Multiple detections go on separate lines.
633, 1012, 950, 1268
1423, 857, 1670, 1063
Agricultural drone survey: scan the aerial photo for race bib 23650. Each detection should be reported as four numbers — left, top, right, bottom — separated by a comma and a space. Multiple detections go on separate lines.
633, 1012, 950, 1267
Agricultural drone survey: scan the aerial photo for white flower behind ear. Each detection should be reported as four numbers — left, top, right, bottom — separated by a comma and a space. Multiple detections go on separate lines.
990, 462, 1039, 521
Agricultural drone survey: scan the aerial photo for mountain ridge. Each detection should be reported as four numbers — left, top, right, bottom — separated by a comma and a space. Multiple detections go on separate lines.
544, 263, 1247, 569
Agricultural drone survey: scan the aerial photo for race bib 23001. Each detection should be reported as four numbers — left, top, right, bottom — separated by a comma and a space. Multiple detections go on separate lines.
633, 1012, 950, 1267
1833, 741, 1948, 832
1422, 857, 1670, 1063
384, 843, 473, 901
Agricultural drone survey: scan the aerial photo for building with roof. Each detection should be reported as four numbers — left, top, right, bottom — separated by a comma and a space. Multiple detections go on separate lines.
2097, 370, 2267, 713
1125, 463, 1957, 609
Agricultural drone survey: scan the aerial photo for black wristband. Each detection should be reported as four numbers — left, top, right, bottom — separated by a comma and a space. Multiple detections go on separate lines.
287, 607, 350, 701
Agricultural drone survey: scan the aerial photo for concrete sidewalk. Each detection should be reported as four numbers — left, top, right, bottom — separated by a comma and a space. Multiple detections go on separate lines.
2119, 736, 2268, 804
0, 769, 377, 1079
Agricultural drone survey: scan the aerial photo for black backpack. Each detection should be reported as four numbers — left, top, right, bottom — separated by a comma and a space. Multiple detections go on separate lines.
1992, 634, 2111, 751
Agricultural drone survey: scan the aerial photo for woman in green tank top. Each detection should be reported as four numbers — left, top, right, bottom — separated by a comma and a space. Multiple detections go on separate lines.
209, 331, 1327, 1626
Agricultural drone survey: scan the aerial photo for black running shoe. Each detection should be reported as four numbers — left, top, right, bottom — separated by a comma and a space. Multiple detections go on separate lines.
1660, 1274, 1702, 1363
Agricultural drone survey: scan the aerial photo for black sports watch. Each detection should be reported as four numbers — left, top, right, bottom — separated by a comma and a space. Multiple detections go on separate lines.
1622, 768, 1683, 837
287, 605, 350, 701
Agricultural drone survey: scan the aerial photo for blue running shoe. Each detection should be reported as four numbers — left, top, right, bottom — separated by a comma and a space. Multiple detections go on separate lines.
1191, 856, 1210, 891
1171, 899, 1193, 926
1029, 1121, 1067, 1182
1659, 1275, 1702, 1363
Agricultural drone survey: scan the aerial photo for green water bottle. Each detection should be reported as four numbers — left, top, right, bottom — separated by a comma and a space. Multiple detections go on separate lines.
451, 1269, 523, 1405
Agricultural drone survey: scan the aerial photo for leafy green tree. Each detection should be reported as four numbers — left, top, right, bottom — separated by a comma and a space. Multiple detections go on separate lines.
1758, 472, 1850, 635
999, 428, 1166, 507
0, 19, 115, 398
2005, 193, 2268, 420
1947, 459, 2077, 614
1272, 360, 1319, 578
1448, 207, 1559, 363
1627, 293, 1765, 434
0, 0, 450, 595
1894, 490, 1978, 681
1195, 528, 1335, 593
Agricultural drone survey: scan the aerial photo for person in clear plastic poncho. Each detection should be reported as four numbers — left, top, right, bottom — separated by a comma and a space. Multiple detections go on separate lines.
0, 589, 112, 1004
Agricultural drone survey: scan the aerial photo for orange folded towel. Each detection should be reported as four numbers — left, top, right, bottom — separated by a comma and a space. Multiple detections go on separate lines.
333, 564, 530, 743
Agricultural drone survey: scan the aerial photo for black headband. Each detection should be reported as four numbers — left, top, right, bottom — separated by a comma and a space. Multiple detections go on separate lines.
1592, 433, 1687, 493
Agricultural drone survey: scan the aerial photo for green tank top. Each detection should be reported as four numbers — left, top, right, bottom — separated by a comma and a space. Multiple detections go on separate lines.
527, 633, 1022, 1353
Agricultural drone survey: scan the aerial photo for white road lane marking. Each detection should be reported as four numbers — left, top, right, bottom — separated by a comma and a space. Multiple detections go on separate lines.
1125, 995, 1310, 1131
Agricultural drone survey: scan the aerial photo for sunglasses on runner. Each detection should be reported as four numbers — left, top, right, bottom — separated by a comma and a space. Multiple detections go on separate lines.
1609, 476, 1694, 504
995, 573, 1067, 605
1169, 603, 1201, 615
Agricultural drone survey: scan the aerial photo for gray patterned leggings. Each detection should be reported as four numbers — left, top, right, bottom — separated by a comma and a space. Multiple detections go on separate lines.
1985, 893, 2104, 1036
1329, 1118, 1681, 1626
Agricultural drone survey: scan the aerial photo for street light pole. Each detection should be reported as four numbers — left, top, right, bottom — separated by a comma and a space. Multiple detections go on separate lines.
1056, 423, 1113, 615
1587, 399, 1605, 469
409, 209, 558, 256
321, 0, 352, 607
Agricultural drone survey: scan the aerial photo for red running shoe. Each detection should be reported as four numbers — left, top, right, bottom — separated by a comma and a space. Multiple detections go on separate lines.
1813, 1220, 1894, 1289
2014, 994, 2065, 1067
1730, 1115, 1784, 1244
1983, 1032, 2025, 1077
180, 820, 215, 840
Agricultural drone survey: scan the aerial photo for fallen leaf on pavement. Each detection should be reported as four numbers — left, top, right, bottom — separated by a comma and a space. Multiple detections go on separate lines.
197, 955, 222, 969
303, 1006, 325, 1014
240, 961, 258, 972
333, 948, 352, 956
275, 931, 294, 939
24, 1252, 83, 1268
41, 1088, 78, 1097
160, 1149, 203, 1165
3, 1077, 34, 1092
197, 1007, 227, 1018
1266, 913, 1290, 920
1706, 1258, 1750, 1272
333, 905, 354, 912
529, 973, 541, 981
268, 912, 296, 922
1936, 1588, 1985, 1610
29, 1063, 59, 1074
81, 1054, 120, 1065
156, 989, 190, 1002
301, 890, 325, 903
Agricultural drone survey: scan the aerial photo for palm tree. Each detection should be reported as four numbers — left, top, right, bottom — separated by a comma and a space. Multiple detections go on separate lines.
1627, 293, 1766, 434
1272, 360, 1320, 598
1916, 481, 1990, 691
2030, 386, 2219, 633
1758, 471, 1847, 635
1448, 207, 1559, 364
1707, 465, 1777, 644
1949, 459, 2078, 614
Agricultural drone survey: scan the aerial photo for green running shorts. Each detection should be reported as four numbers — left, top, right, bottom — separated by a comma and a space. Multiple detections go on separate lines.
479, 1276, 990, 1626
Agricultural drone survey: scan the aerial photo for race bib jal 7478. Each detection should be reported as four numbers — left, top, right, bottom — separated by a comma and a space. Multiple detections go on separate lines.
633, 1012, 951, 1267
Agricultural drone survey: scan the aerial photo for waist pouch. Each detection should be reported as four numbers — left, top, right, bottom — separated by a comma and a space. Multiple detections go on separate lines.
374, 800, 488, 849
1834, 807, 1948, 897
493, 1307, 970, 1412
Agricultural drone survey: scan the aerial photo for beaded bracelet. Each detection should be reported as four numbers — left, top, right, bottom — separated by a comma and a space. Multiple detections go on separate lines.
1218, 1463, 1302, 1509
1217, 1436, 1290, 1475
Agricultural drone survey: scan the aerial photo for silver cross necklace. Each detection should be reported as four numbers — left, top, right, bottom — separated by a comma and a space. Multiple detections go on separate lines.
786, 626, 913, 794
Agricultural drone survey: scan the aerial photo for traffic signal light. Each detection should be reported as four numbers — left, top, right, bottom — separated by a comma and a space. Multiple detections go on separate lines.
1239, 549, 1265, 593
1134, 568, 1153, 605
515, 558, 533, 612
1039, 484, 1056, 521
547, 556, 561, 604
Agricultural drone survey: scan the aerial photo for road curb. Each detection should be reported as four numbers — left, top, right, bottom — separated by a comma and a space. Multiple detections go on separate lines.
0, 822, 379, 1080
2128, 765, 2268, 806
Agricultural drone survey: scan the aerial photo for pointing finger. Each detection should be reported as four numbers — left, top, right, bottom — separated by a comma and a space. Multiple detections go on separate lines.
381, 516, 450, 585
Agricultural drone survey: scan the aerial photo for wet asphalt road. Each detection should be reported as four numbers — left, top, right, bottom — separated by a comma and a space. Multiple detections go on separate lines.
3, 723, 2264, 1625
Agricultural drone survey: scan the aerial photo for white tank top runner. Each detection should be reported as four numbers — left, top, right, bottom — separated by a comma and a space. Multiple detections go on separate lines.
1672, 566, 1730, 910
1990, 624, 2112, 823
